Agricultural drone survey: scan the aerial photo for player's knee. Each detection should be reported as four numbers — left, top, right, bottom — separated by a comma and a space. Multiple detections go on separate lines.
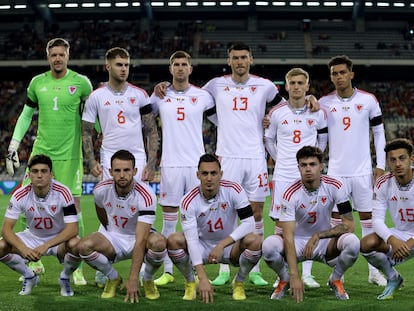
241, 233, 262, 251
262, 235, 283, 261
338, 233, 360, 256
360, 233, 380, 253
148, 233, 167, 252
167, 232, 185, 250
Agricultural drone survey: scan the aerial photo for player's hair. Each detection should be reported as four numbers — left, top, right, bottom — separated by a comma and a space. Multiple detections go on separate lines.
28, 154, 53, 171
328, 55, 353, 71
227, 42, 251, 55
296, 146, 324, 163
198, 153, 221, 170
285, 67, 309, 84
46, 38, 70, 56
384, 138, 413, 155
169, 50, 192, 65
105, 47, 130, 62
111, 149, 136, 167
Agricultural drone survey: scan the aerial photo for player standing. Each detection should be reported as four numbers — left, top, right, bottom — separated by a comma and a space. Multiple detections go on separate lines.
5, 38, 92, 285
150, 50, 216, 286
319, 55, 387, 286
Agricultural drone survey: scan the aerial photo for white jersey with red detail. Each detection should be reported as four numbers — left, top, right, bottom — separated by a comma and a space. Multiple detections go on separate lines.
265, 101, 327, 182
151, 84, 215, 167
279, 176, 349, 238
203, 74, 278, 158
82, 82, 150, 169
93, 179, 156, 235
372, 171, 414, 242
5, 179, 77, 238
319, 88, 383, 176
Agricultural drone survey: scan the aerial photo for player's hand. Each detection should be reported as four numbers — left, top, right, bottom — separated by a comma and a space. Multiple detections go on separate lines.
208, 246, 224, 264
303, 234, 319, 259
289, 274, 304, 303
262, 115, 270, 129
153, 82, 169, 99
90, 162, 103, 177
141, 164, 155, 182
198, 277, 214, 304
306, 95, 320, 112
122, 278, 140, 303
6, 139, 20, 177
373, 168, 385, 182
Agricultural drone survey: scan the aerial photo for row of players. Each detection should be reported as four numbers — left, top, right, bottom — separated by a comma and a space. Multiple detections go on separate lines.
2, 37, 412, 302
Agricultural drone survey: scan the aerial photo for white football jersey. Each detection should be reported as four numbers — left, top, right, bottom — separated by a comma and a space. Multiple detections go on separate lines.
265, 101, 327, 182
180, 180, 250, 244
279, 176, 349, 238
5, 180, 77, 238
319, 88, 383, 176
82, 83, 150, 169
373, 171, 414, 240
93, 179, 156, 235
151, 85, 215, 167
203, 74, 278, 158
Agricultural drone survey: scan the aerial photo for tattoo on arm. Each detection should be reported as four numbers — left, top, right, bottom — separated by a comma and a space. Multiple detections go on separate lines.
82, 121, 97, 167
142, 112, 159, 169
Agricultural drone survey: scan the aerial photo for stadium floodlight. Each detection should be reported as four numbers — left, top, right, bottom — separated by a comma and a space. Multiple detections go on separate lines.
392, 2, 404, 6
377, 1, 390, 6
202, 1, 217, 5
98, 2, 112, 7
364, 1, 373, 6
323, 1, 337, 6
272, 1, 287, 5
151, 1, 165, 6
0, 5, 10, 9
307, 1, 321, 6
340, 1, 353, 6
65, 3, 79, 7
48, 3, 62, 8
236, 1, 250, 5
290, 1, 304, 5
115, 2, 129, 6
15, 5, 27, 9
185, 1, 199, 5
131, 2, 141, 6
256, 1, 269, 5
167, 1, 182, 6
220, 1, 233, 5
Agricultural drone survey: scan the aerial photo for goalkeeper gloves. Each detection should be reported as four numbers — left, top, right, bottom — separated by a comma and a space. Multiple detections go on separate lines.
6, 139, 20, 177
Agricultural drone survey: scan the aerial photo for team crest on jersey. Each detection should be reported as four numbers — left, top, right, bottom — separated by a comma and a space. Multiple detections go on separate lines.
129, 206, 138, 214
160, 192, 167, 198
191, 97, 198, 104
354, 104, 364, 112
220, 202, 227, 211
128, 97, 136, 105
306, 119, 315, 127
250, 86, 257, 94
68, 86, 77, 95
49, 205, 57, 214
320, 196, 328, 205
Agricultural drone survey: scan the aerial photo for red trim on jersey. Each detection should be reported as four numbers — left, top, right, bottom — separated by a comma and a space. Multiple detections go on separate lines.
127, 82, 149, 98
181, 187, 200, 211
375, 172, 393, 189
14, 185, 31, 201
134, 183, 153, 207
321, 175, 342, 189
283, 180, 302, 201
267, 101, 288, 117
219, 180, 242, 193
94, 179, 113, 191
52, 183, 73, 203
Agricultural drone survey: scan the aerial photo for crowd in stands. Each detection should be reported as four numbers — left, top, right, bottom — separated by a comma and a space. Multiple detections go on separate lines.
1, 77, 412, 179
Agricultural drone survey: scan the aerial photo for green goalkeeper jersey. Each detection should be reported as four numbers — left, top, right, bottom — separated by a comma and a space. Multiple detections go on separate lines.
26, 69, 93, 160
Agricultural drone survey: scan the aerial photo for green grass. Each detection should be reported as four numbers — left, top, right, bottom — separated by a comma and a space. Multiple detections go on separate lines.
1, 195, 414, 311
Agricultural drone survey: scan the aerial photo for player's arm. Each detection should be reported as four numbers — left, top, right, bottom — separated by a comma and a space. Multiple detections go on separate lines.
82, 120, 102, 177
123, 221, 152, 303
141, 106, 159, 182
95, 202, 109, 230
279, 220, 303, 303
370, 116, 386, 180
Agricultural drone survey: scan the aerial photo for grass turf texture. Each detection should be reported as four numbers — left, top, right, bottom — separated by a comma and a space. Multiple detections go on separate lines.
1, 194, 414, 311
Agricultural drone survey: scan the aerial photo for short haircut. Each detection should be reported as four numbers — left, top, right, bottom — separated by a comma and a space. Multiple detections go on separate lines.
384, 138, 413, 155
46, 38, 70, 56
296, 146, 324, 163
169, 50, 192, 65
227, 42, 251, 55
198, 153, 221, 170
111, 149, 136, 167
28, 154, 53, 171
105, 47, 130, 63
285, 67, 309, 84
328, 55, 353, 71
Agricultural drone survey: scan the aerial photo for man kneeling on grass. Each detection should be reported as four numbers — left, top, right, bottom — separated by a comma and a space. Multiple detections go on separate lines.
262, 146, 360, 303
76, 150, 166, 302
167, 153, 262, 303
